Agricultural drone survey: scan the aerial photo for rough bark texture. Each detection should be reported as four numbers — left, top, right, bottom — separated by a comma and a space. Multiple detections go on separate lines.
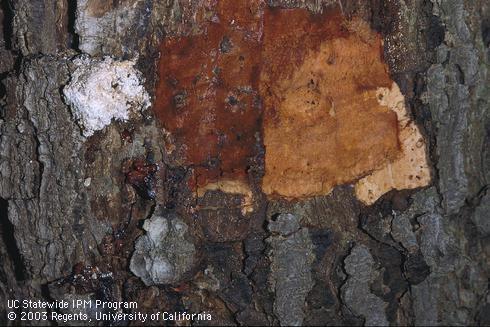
0, 0, 488, 326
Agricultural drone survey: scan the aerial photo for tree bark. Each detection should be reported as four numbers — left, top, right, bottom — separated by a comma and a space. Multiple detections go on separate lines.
0, 0, 488, 325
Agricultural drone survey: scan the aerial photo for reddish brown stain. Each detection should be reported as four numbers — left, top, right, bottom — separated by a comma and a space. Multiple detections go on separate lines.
123, 158, 159, 199
154, 1, 264, 189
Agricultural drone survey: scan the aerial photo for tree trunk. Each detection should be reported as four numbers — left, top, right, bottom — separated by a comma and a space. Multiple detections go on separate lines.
0, 0, 488, 325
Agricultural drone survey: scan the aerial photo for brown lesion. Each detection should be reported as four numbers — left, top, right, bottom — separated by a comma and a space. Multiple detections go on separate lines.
154, 3, 430, 203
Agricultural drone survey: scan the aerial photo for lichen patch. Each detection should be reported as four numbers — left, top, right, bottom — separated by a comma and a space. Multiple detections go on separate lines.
63, 56, 150, 137
129, 210, 195, 286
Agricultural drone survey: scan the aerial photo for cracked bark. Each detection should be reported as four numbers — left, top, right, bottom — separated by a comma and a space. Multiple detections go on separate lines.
0, 0, 488, 326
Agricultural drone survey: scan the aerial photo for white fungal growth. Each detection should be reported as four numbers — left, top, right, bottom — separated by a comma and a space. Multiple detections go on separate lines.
63, 56, 150, 137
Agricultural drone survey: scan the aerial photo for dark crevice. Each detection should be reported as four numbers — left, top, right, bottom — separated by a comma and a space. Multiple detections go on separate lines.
0, 72, 7, 112
11, 52, 21, 74
67, 0, 79, 50
1, 0, 14, 50
482, 17, 490, 47
0, 198, 26, 281
337, 243, 364, 324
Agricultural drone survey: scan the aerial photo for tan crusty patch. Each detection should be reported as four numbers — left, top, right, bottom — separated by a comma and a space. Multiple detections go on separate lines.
354, 83, 431, 204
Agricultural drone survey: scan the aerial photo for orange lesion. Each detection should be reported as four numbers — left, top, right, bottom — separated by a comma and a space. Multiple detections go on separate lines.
260, 10, 402, 198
